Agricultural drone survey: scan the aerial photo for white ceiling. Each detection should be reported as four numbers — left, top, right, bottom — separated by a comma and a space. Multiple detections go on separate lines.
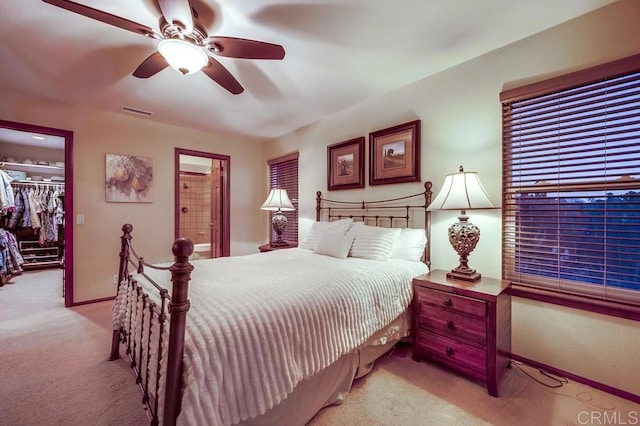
0, 0, 615, 141
0, 127, 65, 149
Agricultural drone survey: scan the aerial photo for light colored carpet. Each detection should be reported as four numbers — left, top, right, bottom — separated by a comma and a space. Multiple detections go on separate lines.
0, 269, 148, 426
1, 269, 637, 425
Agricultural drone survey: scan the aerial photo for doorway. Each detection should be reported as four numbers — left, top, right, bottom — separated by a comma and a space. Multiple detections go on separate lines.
0, 119, 74, 307
175, 148, 230, 258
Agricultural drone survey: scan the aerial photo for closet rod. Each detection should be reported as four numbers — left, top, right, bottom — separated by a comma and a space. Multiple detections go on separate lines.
12, 181, 65, 187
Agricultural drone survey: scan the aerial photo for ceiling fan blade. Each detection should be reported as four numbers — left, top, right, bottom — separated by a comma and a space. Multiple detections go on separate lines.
42, 0, 159, 39
133, 52, 169, 78
201, 58, 244, 95
206, 37, 285, 60
157, 0, 194, 34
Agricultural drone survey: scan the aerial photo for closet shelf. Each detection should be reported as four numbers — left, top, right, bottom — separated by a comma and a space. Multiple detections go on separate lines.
18, 241, 62, 270
1, 161, 64, 175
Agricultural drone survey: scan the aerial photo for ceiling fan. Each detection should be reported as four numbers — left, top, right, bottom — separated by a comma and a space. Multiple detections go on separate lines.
41, 0, 286, 94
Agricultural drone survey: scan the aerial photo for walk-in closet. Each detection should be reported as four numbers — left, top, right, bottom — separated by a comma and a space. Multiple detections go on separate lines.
0, 130, 65, 299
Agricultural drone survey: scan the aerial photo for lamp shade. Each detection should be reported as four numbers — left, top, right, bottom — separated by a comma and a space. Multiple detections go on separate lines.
428, 166, 496, 211
260, 189, 295, 211
158, 39, 208, 75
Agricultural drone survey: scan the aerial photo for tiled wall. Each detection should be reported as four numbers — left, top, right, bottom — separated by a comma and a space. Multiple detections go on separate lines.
179, 173, 211, 245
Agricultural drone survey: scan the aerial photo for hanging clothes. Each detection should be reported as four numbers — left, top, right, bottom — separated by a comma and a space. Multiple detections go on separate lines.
0, 170, 15, 215
1, 177, 64, 274
0, 229, 23, 276
54, 187, 64, 228
27, 188, 41, 230
7, 189, 24, 231
19, 188, 31, 228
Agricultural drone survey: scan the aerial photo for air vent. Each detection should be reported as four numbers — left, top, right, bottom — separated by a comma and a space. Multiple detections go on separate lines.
121, 106, 153, 117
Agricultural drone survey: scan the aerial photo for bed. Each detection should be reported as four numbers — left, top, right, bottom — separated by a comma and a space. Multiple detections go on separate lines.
109, 182, 433, 426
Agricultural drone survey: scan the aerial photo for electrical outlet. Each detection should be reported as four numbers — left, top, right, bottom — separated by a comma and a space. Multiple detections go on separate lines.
113, 274, 118, 285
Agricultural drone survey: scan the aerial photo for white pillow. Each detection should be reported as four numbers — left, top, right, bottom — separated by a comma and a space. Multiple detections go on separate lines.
299, 218, 353, 250
313, 232, 355, 259
390, 228, 427, 262
350, 225, 402, 261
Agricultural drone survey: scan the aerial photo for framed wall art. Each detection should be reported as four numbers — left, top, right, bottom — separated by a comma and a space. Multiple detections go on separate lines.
369, 119, 421, 186
105, 153, 153, 202
327, 137, 365, 190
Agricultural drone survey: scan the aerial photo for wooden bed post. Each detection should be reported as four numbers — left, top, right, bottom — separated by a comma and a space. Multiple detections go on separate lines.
110, 223, 133, 361
164, 238, 194, 426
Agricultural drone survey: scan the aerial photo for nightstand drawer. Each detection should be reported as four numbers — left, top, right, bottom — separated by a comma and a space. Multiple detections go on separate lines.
417, 288, 486, 318
418, 305, 487, 346
412, 270, 512, 397
416, 330, 486, 379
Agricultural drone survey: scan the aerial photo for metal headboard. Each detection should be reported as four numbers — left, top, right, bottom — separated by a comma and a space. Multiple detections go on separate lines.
316, 181, 433, 266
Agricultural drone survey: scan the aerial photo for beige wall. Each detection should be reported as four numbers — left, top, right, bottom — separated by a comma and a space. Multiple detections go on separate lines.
263, 0, 640, 396
0, 88, 264, 302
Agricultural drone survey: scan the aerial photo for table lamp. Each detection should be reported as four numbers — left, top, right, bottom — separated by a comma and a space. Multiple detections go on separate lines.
428, 166, 497, 281
261, 188, 295, 247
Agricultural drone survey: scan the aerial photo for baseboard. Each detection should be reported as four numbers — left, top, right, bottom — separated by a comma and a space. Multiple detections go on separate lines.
511, 353, 640, 404
71, 295, 116, 306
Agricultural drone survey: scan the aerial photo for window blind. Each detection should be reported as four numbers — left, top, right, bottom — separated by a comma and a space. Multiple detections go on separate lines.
501, 54, 640, 308
268, 152, 299, 244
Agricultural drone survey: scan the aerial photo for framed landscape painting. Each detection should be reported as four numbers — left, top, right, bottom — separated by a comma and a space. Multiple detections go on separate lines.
327, 137, 365, 190
369, 119, 421, 186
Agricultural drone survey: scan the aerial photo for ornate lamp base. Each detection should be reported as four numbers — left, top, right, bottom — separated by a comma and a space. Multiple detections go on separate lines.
271, 210, 289, 247
447, 268, 481, 282
447, 212, 482, 282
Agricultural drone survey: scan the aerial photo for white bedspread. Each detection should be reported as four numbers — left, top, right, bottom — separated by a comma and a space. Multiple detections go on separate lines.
120, 248, 428, 425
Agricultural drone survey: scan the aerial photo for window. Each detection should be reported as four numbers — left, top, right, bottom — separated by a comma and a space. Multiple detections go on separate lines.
501, 54, 640, 317
267, 152, 299, 244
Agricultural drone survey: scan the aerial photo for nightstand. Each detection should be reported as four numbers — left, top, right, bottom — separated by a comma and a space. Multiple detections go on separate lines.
411, 269, 511, 397
258, 243, 298, 252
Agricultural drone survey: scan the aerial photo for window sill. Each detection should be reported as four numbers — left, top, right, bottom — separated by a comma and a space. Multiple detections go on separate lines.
511, 284, 640, 322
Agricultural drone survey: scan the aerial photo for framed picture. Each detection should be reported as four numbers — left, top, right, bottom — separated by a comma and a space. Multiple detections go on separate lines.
105, 153, 153, 202
327, 137, 365, 190
369, 119, 421, 186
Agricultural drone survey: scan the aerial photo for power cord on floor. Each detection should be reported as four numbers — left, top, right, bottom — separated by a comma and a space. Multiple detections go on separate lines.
510, 360, 617, 411
511, 360, 567, 388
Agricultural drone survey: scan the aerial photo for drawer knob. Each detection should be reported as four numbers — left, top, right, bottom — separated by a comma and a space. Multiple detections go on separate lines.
446, 347, 454, 356
443, 298, 453, 307
447, 320, 455, 329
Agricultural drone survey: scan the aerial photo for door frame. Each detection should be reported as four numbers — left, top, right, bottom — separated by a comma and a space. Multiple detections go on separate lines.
0, 119, 74, 307
174, 148, 230, 257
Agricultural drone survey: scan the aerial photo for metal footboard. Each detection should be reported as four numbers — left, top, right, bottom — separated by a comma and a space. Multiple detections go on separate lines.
109, 224, 193, 426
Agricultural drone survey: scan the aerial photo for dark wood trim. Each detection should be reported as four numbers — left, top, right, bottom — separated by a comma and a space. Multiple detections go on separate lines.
267, 151, 299, 166
511, 354, 640, 404
512, 285, 640, 322
500, 53, 640, 103
179, 170, 207, 176
175, 148, 231, 257
0, 119, 74, 307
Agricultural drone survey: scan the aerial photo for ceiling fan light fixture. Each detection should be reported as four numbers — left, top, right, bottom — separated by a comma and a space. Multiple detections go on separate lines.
158, 39, 208, 75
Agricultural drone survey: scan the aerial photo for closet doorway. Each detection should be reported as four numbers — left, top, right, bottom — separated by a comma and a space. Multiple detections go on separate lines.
0, 119, 74, 307
175, 148, 230, 258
